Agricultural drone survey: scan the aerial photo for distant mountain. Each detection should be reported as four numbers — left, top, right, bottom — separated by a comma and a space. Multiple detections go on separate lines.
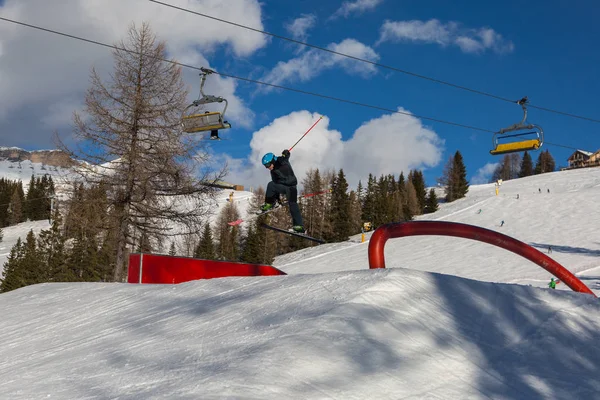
0, 147, 76, 169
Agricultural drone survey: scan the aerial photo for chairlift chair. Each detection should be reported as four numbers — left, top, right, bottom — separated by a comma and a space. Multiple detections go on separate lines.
181, 68, 231, 138
490, 96, 543, 155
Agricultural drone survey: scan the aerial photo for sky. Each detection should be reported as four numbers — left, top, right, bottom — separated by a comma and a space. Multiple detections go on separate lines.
1, 0, 599, 190
2, 164, 600, 398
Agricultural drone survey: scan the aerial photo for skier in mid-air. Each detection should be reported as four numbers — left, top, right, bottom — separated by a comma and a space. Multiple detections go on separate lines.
260, 149, 305, 233
548, 277, 556, 289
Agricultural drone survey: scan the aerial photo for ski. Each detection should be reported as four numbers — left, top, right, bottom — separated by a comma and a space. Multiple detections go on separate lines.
260, 223, 326, 244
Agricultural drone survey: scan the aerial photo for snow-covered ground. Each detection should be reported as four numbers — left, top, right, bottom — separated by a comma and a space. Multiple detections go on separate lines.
1, 167, 600, 399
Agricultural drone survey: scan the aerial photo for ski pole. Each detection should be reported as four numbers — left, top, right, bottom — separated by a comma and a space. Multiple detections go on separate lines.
288, 116, 323, 152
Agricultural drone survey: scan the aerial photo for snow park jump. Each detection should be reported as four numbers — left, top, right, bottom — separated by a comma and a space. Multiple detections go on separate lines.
368, 221, 596, 297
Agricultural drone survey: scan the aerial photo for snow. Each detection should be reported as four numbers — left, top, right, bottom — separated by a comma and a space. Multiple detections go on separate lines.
0, 220, 50, 268
0, 159, 71, 188
1, 165, 600, 399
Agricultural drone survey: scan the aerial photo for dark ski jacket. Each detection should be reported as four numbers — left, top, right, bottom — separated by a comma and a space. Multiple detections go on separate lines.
270, 153, 298, 187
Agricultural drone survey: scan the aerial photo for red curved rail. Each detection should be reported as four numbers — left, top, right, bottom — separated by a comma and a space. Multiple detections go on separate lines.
368, 221, 596, 297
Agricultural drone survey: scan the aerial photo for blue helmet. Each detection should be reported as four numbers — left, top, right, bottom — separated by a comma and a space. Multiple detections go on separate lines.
262, 152, 277, 166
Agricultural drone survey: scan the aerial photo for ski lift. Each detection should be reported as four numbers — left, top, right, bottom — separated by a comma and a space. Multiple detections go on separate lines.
490, 97, 543, 155
181, 68, 231, 139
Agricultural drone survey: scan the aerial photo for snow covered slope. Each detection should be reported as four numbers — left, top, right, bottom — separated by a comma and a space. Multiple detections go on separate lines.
277, 167, 600, 293
1, 165, 600, 399
0, 268, 599, 399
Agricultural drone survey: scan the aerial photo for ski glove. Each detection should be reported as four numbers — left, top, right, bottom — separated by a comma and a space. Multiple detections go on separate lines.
282, 149, 290, 158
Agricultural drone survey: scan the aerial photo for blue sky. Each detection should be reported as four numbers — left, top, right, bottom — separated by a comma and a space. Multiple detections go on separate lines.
0, 0, 599, 189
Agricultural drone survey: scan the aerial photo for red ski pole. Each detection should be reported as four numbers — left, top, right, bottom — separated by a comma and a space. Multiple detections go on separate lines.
288, 116, 323, 152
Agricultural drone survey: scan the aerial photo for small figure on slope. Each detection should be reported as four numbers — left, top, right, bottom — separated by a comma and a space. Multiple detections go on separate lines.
548, 277, 556, 289
260, 150, 305, 233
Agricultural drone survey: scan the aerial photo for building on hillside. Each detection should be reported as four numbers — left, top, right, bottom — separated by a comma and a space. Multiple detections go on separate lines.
588, 149, 600, 167
566, 150, 593, 169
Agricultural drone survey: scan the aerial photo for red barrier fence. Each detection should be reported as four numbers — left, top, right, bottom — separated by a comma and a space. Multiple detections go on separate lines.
368, 221, 596, 297
128, 253, 286, 284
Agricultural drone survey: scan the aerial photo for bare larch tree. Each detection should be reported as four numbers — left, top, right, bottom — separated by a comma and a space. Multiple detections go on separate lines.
57, 22, 226, 281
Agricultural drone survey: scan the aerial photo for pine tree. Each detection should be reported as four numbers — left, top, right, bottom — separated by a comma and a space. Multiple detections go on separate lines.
246, 187, 278, 263
169, 242, 176, 256
385, 174, 399, 222
348, 190, 363, 233
251, 217, 276, 264
397, 172, 409, 221
372, 175, 389, 227
0, 238, 25, 292
444, 151, 469, 202
534, 150, 556, 174
519, 151, 534, 178
361, 174, 376, 226
405, 179, 419, 218
327, 169, 352, 242
424, 188, 439, 214
216, 202, 240, 260
411, 170, 427, 214
37, 210, 68, 282
41, 175, 54, 220
24, 175, 37, 221
75, 234, 102, 281
0, 178, 11, 227
21, 230, 45, 286
195, 223, 216, 260
240, 225, 262, 263
452, 151, 469, 199
300, 168, 329, 241
8, 187, 23, 225
439, 155, 455, 201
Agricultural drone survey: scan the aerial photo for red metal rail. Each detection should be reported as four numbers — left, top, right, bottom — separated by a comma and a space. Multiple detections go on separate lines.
368, 221, 596, 297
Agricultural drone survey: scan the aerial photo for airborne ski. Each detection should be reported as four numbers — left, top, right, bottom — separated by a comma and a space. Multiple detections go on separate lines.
260, 223, 326, 244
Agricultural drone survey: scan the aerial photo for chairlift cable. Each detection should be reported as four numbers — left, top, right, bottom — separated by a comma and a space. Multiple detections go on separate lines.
0, 17, 586, 152
0, 16, 494, 134
147, 0, 600, 124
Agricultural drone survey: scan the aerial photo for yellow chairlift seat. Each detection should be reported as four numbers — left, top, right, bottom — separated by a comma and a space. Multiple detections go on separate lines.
181, 111, 231, 133
490, 138, 541, 155
490, 96, 544, 156
181, 68, 231, 136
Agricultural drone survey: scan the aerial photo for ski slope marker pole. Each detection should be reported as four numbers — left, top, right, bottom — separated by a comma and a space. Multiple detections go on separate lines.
289, 116, 323, 152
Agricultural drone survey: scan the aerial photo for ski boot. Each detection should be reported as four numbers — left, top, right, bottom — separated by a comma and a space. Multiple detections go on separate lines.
256, 201, 280, 215
291, 225, 306, 234
260, 203, 274, 212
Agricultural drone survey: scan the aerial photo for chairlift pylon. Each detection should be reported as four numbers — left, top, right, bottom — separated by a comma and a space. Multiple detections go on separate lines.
490, 96, 543, 155
181, 67, 231, 139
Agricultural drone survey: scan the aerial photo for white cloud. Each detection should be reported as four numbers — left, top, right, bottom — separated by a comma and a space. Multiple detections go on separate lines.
378, 19, 514, 54
471, 162, 499, 185
331, 0, 385, 19
285, 14, 317, 42
0, 0, 267, 145
343, 108, 444, 185
221, 109, 444, 191
260, 39, 379, 88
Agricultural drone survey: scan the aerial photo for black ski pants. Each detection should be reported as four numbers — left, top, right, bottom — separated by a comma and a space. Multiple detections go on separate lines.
265, 181, 303, 227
